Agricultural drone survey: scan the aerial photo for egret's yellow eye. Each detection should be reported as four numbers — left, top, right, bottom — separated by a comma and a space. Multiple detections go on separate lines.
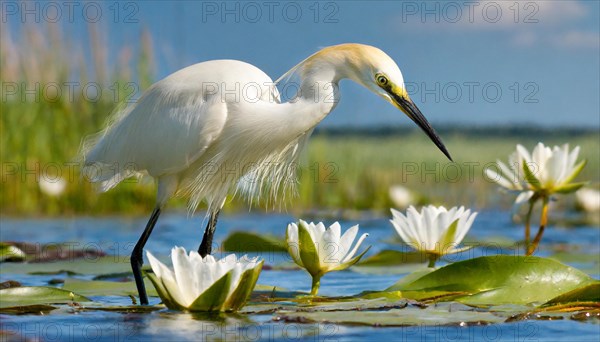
376, 74, 388, 86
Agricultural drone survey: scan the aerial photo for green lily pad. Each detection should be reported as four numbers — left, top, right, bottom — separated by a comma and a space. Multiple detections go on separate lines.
239, 303, 291, 314
388, 256, 597, 305
360, 290, 405, 301
543, 283, 600, 306
274, 302, 504, 326
362, 268, 456, 301
222, 231, 286, 252
352, 250, 432, 275
244, 296, 409, 315
61, 278, 158, 297
0, 286, 90, 309
80, 303, 164, 313
0, 256, 132, 275
0, 304, 57, 314
352, 263, 427, 275
388, 268, 435, 288
250, 286, 306, 302
298, 297, 408, 312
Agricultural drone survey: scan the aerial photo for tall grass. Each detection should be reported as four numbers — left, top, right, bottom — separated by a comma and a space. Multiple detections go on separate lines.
1, 22, 156, 215
298, 131, 599, 213
1, 24, 598, 216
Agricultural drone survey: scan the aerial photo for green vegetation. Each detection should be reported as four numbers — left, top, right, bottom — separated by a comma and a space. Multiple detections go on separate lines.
2, 125, 597, 216
297, 130, 599, 211
2, 24, 598, 216
1, 23, 156, 215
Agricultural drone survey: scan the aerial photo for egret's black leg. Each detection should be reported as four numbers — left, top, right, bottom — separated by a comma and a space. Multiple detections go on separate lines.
131, 207, 161, 305
199, 210, 220, 257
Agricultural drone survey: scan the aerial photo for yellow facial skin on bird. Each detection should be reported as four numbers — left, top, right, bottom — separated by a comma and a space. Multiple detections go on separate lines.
375, 72, 408, 106
375, 73, 451, 161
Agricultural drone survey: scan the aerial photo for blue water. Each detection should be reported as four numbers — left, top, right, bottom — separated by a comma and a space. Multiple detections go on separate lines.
1, 210, 599, 341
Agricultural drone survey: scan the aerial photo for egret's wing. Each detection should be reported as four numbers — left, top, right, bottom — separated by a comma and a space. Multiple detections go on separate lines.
83, 59, 279, 192
83, 83, 227, 188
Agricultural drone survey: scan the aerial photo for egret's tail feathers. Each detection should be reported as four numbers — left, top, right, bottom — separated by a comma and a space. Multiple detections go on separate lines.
81, 161, 141, 192
79, 133, 127, 192
78, 101, 141, 192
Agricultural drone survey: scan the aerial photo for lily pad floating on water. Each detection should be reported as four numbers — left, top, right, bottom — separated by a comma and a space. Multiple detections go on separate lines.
0, 304, 57, 314
357, 249, 427, 266
250, 284, 305, 302
274, 302, 505, 326
543, 283, 600, 306
0, 256, 132, 275
0, 286, 90, 311
221, 231, 287, 252
385, 255, 598, 306
351, 250, 429, 275
61, 278, 158, 297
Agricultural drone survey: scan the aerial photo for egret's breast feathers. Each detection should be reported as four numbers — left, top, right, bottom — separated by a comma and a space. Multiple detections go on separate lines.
179, 100, 314, 213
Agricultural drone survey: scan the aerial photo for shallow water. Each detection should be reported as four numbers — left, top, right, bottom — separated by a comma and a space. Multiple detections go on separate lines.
1, 210, 599, 341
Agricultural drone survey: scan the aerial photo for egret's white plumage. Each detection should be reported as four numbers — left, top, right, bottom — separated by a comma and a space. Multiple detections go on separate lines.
84, 59, 289, 211
82, 43, 450, 305
83, 44, 447, 214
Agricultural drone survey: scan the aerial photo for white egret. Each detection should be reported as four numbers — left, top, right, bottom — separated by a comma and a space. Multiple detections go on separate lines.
82, 43, 451, 305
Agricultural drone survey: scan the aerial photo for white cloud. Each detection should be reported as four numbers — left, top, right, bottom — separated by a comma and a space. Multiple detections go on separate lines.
395, 1, 597, 49
552, 30, 600, 49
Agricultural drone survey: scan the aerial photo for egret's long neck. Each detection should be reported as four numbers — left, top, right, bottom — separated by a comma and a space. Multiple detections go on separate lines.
296, 66, 341, 106
281, 52, 353, 134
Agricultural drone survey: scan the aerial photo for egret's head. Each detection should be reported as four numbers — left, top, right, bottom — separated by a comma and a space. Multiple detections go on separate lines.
315, 44, 452, 161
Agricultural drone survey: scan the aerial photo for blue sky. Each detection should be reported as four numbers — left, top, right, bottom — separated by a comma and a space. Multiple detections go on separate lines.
4, 0, 600, 128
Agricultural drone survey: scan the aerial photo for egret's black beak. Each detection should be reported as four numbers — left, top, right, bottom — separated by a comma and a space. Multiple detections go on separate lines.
391, 92, 452, 161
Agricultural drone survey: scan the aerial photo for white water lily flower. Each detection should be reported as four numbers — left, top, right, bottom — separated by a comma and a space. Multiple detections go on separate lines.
487, 143, 586, 205
485, 147, 532, 206
518, 143, 586, 194
576, 188, 600, 212
389, 185, 416, 208
146, 247, 263, 312
39, 176, 67, 197
286, 220, 370, 295
488, 143, 587, 255
390, 206, 477, 266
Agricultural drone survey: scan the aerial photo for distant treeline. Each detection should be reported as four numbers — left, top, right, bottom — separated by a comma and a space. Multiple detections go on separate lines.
313, 125, 599, 138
